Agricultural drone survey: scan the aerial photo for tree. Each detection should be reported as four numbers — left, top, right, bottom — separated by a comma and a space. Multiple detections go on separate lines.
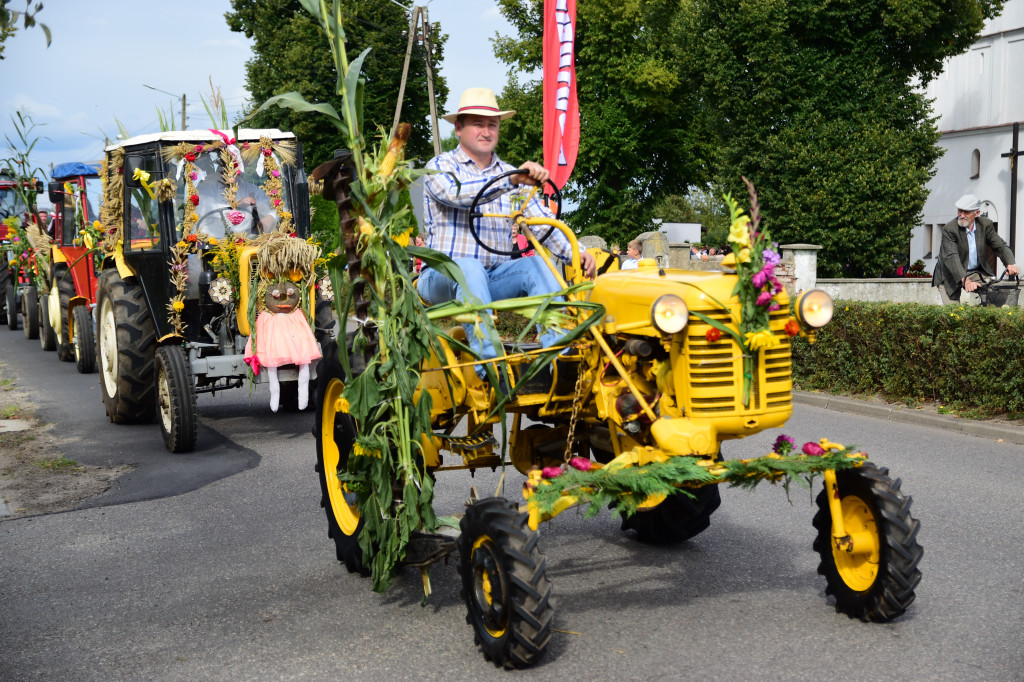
0, 0, 50, 52
493, 0, 711, 249
226, 0, 448, 168
694, 0, 1004, 276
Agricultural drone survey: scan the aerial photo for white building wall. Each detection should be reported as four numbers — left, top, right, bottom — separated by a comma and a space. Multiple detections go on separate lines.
913, 0, 1024, 271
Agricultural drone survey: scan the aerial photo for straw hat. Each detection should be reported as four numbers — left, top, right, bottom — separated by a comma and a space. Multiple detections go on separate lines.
441, 88, 515, 124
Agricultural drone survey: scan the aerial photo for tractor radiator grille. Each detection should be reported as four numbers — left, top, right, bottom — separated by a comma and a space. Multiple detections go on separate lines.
684, 308, 793, 414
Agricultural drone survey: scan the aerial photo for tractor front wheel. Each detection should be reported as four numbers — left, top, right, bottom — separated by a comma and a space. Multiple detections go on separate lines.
22, 286, 39, 340
72, 304, 96, 374
6, 282, 18, 330
459, 496, 553, 669
97, 270, 156, 423
39, 289, 56, 351
812, 462, 922, 622
155, 345, 197, 452
314, 340, 366, 575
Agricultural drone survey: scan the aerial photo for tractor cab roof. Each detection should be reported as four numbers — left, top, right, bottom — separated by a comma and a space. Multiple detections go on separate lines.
51, 162, 101, 179
107, 128, 296, 151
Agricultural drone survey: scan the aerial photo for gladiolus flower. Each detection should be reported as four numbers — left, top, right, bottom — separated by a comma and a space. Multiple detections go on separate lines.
756, 291, 773, 306
705, 327, 722, 342
738, 248, 751, 263
763, 249, 781, 266
802, 442, 825, 456
744, 329, 780, 351
728, 215, 751, 248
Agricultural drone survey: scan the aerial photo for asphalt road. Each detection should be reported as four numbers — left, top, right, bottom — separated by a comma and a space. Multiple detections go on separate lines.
1, 327, 1022, 680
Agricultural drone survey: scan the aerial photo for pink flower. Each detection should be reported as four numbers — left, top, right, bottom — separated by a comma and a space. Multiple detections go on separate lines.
541, 466, 563, 479
11, 236, 19, 242
756, 291, 773, 306
189, 171, 198, 181
568, 457, 592, 471
769, 302, 780, 311
752, 262, 774, 289
802, 442, 825, 457
273, 198, 282, 207
227, 210, 246, 225
195, 144, 204, 153
271, 169, 280, 178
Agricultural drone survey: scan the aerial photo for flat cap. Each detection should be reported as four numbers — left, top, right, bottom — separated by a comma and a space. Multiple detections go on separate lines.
955, 194, 981, 212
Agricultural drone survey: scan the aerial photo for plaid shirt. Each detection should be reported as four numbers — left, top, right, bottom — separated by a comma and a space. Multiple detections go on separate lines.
422, 146, 572, 268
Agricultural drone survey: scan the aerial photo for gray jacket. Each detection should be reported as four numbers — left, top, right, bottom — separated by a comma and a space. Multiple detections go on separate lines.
931, 216, 1015, 297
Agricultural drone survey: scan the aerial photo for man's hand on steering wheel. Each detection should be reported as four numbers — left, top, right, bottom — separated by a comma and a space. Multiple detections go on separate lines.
510, 161, 550, 187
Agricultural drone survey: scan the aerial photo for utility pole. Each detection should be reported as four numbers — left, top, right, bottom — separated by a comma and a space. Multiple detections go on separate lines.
1001, 122, 1020, 254
143, 84, 187, 130
393, 6, 441, 155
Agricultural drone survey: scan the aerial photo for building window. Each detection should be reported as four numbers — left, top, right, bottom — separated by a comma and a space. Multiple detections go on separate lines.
924, 224, 933, 259
971, 149, 980, 179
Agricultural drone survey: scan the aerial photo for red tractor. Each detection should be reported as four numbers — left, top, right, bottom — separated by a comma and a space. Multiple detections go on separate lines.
40, 162, 103, 371
0, 171, 45, 334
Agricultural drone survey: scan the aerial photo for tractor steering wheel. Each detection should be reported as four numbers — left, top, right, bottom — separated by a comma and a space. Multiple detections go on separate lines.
195, 205, 256, 235
467, 169, 562, 257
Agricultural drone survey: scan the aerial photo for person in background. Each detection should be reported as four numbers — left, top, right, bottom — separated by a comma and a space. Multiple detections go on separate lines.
931, 193, 1019, 303
620, 239, 642, 269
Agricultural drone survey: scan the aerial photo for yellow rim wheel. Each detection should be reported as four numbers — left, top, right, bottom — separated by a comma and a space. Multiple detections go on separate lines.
833, 494, 881, 591
321, 377, 360, 536
471, 535, 507, 638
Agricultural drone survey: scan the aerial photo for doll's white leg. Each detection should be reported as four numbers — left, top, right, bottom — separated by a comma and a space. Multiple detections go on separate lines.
268, 366, 280, 412
298, 363, 310, 410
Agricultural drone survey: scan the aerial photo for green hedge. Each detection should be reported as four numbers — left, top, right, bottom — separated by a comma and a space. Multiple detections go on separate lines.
791, 301, 1024, 417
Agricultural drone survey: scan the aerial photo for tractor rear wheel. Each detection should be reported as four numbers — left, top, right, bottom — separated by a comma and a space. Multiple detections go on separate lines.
22, 286, 39, 340
314, 340, 366, 575
72, 304, 96, 373
155, 345, 197, 452
459, 496, 553, 669
39, 289, 56, 351
97, 269, 156, 424
812, 462, 922, 622
6, 282, 18, 330
620, 484, 722, 545
55, 265, 75, 362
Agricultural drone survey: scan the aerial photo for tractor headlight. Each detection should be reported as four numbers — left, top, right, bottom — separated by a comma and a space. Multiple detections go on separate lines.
651, 294, 688, 334
796, 289, 834, 328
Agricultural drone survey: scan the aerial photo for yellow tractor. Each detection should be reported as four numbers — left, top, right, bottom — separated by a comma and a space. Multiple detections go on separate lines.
313, 170, 922, 669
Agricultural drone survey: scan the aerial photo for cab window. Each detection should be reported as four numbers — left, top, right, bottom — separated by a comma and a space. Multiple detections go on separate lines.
126, 157, 161, 251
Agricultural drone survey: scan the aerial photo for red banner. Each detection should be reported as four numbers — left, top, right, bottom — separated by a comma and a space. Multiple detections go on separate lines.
543, 0, 579, 191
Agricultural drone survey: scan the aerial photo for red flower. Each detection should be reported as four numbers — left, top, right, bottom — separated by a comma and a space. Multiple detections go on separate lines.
802, 442, 825, 457
195, 144, 204, 153
185, 152, 196, 162
288, 232, 297, 238
568, 457, 592, 472
705, 327, 722, 342
189, 194, 199, 206
117, 167, 123, 175
186, 234, 198, 243
541, 466, 563, 479
263, 148, 272, 157
242, 142, 250, 150
784, 319, 800, 337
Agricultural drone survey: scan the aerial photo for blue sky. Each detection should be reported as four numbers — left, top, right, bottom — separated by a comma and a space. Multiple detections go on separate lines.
0, 0, 514, 207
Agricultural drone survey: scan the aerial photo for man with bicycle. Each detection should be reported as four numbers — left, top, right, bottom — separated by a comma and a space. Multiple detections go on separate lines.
933, 193, 1019, 303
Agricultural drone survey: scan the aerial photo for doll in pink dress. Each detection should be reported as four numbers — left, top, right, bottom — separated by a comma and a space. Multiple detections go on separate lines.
244, 279, 322, 411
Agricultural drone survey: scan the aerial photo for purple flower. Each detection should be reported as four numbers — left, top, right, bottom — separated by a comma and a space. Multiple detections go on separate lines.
769, 302, 780, 311
773, 434, 795, 454
752, 270, 769, 289
763, 249, 781, 266
756, 291, 773, 306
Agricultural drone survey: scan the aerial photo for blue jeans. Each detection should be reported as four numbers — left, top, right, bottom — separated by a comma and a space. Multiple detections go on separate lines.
417, 256, 565, 377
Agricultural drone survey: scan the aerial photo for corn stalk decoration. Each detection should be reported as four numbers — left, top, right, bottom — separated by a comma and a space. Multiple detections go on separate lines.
253, 0, 602, 593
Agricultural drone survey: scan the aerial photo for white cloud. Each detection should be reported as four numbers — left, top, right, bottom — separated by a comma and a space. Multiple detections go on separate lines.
8, 94, 61, 120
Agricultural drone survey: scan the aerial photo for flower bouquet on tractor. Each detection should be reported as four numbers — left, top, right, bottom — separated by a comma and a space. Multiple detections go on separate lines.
286, 0, 923, 670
